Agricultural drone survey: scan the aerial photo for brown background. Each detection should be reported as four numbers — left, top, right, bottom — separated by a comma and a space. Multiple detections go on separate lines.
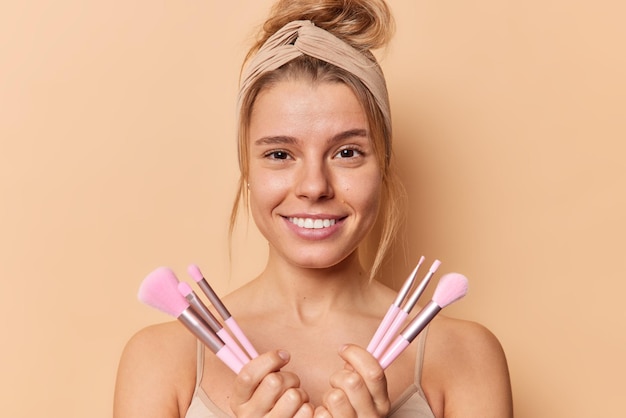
1, 1, 624, 416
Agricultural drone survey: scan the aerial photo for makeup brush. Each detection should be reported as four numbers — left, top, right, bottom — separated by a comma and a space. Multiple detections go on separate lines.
177, 281, 250, 364
366, 256, 425, 353
378, 272, 469, 369
372, 259, 441, 359
187, 264, 259, 359
138, 266, 244, 374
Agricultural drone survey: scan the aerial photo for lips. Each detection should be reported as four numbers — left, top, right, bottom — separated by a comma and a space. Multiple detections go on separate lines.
287, 217, 337, 229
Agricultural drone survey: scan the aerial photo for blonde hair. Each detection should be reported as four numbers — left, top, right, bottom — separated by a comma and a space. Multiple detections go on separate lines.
230, 0, 406, 280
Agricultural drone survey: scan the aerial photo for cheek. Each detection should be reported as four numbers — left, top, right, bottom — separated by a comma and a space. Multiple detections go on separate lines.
363, 182, 383, 222
248, 166, 290, 217
341, 170, 383, 219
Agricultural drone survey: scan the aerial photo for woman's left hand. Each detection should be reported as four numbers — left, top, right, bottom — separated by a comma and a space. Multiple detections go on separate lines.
314, 344, 390, 418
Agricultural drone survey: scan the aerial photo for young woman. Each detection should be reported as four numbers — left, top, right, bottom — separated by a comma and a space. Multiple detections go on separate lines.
114, 1, 513, 417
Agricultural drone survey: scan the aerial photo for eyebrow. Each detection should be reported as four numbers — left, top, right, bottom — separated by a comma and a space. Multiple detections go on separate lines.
253, 129, 368, 146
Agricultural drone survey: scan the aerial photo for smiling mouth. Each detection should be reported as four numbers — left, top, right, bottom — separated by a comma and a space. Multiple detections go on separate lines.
287, 217, 337, 229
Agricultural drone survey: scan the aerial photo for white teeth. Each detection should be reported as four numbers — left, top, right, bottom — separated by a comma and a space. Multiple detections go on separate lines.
288, 217, 336, 229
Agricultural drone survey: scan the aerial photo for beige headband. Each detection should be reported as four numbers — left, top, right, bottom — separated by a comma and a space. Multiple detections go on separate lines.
237, 20, 391, 159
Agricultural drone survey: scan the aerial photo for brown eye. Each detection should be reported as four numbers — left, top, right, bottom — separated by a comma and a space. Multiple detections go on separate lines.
267, 150, 289, 160
336, 147, 362, 159
340, 149, 355, 158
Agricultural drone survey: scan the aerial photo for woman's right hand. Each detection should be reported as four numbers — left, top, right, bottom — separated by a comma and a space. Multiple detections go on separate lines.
230, 350, 314, 418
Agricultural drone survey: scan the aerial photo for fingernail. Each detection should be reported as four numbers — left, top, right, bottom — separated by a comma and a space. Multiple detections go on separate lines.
278, 350, 290, 361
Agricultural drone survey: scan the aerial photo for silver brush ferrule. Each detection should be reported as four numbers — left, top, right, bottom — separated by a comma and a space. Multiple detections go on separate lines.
178, 308, 224, 353
401, 301, 441, 342
197, 280, 231, 320
185, 293, 222, 333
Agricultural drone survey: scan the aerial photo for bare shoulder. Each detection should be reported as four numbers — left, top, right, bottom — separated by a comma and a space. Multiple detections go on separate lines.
423, 315, 513, 418
114, 321, 197, 418
118, 321, 197, 373
427, 315, 508, 364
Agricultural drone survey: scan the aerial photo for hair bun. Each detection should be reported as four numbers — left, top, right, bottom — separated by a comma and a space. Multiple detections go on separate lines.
256, 0, 395, 54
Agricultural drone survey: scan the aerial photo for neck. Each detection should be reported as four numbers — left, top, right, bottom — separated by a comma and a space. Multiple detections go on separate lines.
256, 250, 372, 326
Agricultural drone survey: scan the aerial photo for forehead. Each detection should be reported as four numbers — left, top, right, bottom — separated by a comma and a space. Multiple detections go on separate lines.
249, 80, 369, 139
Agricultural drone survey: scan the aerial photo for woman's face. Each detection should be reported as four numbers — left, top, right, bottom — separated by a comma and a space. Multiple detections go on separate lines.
247, 80, 382, 270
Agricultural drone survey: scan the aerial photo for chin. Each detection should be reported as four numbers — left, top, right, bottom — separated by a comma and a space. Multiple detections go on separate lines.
285, 248, 359, 271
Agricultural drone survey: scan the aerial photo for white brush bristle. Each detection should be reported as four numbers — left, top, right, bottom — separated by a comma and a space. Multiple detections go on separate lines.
138, 267, 189, 317
432, 273, 469, 308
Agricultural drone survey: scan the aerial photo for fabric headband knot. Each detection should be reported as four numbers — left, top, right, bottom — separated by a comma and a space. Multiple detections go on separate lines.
237, 20, 392, 161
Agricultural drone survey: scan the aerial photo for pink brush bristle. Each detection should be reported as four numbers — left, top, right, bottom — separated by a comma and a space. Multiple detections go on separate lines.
432, 273, 469, 308
138, 267, 189, 317
177, 281, 194, 297
187, 264, 204, 282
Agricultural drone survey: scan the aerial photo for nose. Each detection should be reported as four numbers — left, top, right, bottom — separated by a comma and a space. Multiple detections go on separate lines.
295, 160, 334, 201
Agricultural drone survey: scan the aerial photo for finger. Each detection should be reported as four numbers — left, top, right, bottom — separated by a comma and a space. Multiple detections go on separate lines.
231, 350, 291, 406
257, 371, 301, 400
250, 372, 302, 411
337, 344, 390, 415
321, 387, 357, 418
293, 402, 315, 418
233, 370, 304, 416
313, 405, 332, 418
329, 369, 377, 416
269, 388, 312, 418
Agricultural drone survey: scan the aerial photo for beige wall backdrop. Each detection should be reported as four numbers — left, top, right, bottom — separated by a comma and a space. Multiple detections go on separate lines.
1, 1, 624, 416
